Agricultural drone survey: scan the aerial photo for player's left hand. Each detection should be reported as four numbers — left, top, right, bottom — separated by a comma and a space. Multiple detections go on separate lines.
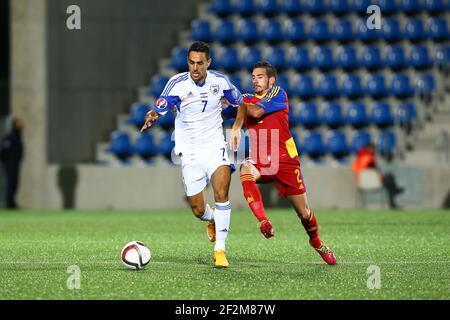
140, 111, 159, 132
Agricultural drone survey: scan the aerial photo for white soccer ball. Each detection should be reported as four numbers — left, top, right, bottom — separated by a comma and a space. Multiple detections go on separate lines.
121, 241, 151, 270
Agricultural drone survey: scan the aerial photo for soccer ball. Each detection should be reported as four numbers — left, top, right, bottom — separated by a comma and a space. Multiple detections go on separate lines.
120, 241, 151, 270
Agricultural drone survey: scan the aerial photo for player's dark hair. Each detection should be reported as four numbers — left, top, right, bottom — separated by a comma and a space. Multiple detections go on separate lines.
188, 41, 211, 60
253, 61, 277, 80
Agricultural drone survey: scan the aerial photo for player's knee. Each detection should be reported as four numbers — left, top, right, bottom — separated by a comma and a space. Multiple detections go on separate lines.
191, 203, 205, 218
296, 205, 311, 220
214, 190, 229, 203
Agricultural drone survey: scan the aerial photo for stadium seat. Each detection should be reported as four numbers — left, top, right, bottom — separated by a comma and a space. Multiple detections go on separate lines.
171, 47, 188, 71
326, 130, 349, 158
298, 102, 320, 128
134, 132, 158, 161
434, 45, 450, 67
216, 47, 239, 71
390, 73, 414, 98
241, 76, 254, 93
351, 0, 371, 13
396, 102, 417, 126
427, 17, 448, 42
303, 0, 326, 15
360, 46, 383, 70
312, 46, 334, 71
346, 102, 368, 128
310, 19, 329, 43
286, 46, 309, 70
227, 74, 243, 92
377, 130, 397, 159
414, 73, 435, 98
336, 46, 358, 70
384, 45, 406, 70
341, 73, 363, 99
328, 0, 349, 15
403, 18, 425, 42
301, 130, 325, 159
263, 47, 286, 70
236, 19, 259, 43
293, 75, 315, 100
232, 0, 254, 15
156, 110, 175, 129
371, 102, 394, 128
382, 17, 402, 43
240, 46, 262, 70
254, 0, 279, 15
283, 19, 306, 43
210, 0, 232, 16
378, 0, 399, 15
423, 0, 446, 14
279, 0, 302, 15
214, 19, 236, 43
149, 74, 169, 97
108, 131, 132, 161
365, 73, 388, 99
158, 131, 175, 160
317, 74, 339, 99
190, 19, 211, 42
260, 19, 283, 43
276, 74, 290, 93
399, 0, 422, 14
332, 18, 353, 43
356, 18, 381, 42
322, 102, 344, 128
408, 45, 433, 69
128, 102, 149, 128
351, 130, 372, 153
289, 105, 301, 126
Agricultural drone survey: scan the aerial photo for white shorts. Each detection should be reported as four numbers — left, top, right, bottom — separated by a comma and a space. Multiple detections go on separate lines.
180, 142, 232, 197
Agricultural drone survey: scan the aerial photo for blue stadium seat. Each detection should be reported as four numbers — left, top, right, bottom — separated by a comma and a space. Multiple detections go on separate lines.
149, 75, 169, 97
396, 102, 417, 126
286, 46, 309, 70
109, 131, 132, 161
356, 18, 381, 42
240, 46, 262, 70
351, 0, 371, 13
434, 45, 450, 67
346, 102, 368, 128
236, 19, 259, 43
171, 47, 188, 71
360, 45, 382, 70
336, 46, 358, 70
399, 0, 422, 14
293, 75, 315, 100
232, 0, 254, 15
283, 19, 306, 43
302, 130, 325, 159
276, 74, 290, 93
427, 17, 448, 42
134, 132, 157, 160
210, 0, 232, 16
382, 17, 402, 42
328, 0, 350, 15
341, 73, 363, 99
303, 0, 326, 15
378, 0, 399, 15
156, 110, 175, 129
291, 131, 301, 151
241, 76, 254, 93
214, 19, 236, 43
404, 18, 425, 42
158, 131, 175, 160
351, 130, 371, 153
216, 47, 239, 71
190, 20, 211, 42
409, 45, 433, 69
263, 47, 286, 70
279, 0, 302, 15
377, 131, 397, 158
332, 18, 353, 43
128, 102, 149, 128
371, 102, 394, 128
317, 74, 339, 99
365, 74, 388, 99
384, 45, 406, 70
260, 19, 283, 43
298, 102, 320, 128
423, 0, 446, 14
254, 0, 279, 15
310, 19, 329, 43
326, 130, 349, 158
322, 102, 344, 128
312, 46, 334, 71
414, 73, 435, 97
289, 105, 301, 126
227, 74, 243, 92
391, 73, 414, 98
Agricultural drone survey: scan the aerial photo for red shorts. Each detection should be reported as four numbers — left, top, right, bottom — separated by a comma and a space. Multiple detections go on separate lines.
252, 160, 307, 198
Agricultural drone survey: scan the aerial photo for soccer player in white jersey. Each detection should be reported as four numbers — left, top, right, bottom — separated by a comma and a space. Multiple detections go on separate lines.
140, 42, 243, 268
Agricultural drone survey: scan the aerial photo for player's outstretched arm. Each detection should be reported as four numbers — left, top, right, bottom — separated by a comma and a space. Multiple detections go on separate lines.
140, 110, 161, 132
244, 103, 265, 118
230, 104, 246, 152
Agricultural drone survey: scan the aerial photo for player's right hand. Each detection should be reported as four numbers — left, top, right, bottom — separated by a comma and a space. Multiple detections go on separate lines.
140, 111, 158, 132
230, 127, 241, 152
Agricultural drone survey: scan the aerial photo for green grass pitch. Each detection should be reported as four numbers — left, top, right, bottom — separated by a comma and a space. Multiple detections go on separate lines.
0, 209, 449, 299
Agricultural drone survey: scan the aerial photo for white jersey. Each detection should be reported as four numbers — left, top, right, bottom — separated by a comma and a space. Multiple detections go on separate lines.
153, 70, 242, 156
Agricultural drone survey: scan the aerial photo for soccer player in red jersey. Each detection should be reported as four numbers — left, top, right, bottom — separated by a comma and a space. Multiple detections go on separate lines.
229, 61, 336, 265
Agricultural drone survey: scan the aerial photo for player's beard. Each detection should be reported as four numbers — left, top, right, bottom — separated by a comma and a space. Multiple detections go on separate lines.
254, 80, 270, 96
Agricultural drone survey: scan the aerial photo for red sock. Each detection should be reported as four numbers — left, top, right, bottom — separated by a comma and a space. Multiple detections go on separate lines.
300, 210, 321, 248
240, 174, 268, 222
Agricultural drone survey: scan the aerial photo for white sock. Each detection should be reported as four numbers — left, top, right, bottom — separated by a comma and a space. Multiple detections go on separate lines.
199, 204, 215, 222
214, 201, 231, 251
